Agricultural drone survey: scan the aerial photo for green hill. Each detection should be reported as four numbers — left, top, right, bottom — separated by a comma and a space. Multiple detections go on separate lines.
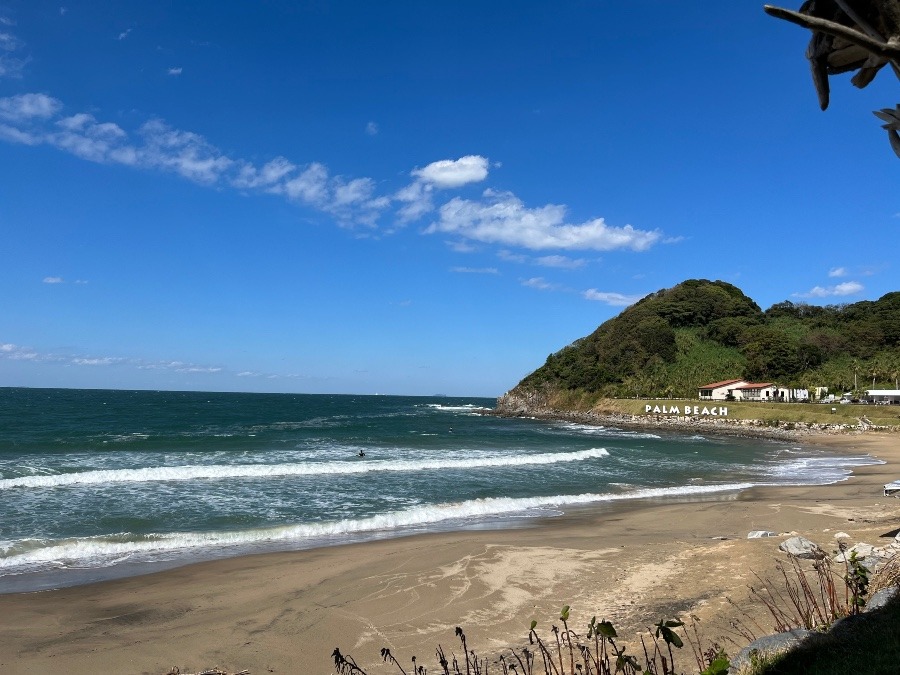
508, 279, 900, 401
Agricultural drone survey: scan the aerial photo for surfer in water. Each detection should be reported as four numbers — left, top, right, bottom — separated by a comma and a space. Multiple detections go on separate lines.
357, 450, 366, 457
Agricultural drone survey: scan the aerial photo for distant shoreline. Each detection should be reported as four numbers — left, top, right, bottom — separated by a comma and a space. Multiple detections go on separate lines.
486, 403, 879, 440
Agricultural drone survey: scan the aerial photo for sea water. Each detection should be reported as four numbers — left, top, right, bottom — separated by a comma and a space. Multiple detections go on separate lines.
0, 387, 881, 593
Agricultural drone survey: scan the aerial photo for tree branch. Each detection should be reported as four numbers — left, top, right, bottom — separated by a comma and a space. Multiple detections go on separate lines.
764, 4, 900, 62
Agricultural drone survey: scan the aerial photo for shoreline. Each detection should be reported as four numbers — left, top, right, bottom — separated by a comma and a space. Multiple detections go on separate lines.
2, 432, 900, 674
486, 405, 887, 439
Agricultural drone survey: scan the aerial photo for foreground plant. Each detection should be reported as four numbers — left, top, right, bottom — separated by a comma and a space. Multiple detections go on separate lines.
333, 607, 727, 675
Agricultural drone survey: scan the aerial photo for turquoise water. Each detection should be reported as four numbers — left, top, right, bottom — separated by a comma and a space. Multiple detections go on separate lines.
0, 387, 880, 592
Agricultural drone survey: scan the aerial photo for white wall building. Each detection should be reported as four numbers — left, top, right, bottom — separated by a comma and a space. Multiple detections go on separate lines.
698, 379, 746, 400
864, 389, 900, 404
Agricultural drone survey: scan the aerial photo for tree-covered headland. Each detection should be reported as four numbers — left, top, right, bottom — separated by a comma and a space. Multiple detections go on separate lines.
512, 279, 900, 400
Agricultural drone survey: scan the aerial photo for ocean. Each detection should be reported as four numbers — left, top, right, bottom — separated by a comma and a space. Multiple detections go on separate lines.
0, 387, 881, 593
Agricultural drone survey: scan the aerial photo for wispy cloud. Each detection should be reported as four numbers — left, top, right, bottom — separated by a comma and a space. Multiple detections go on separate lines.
426, 189, 661, 252
794, 281, 864, 298
0, 16, 27, 79
828, 267, 847, 278
498, 250, 587, 268
72, 356, 126, 366
167, 66, 182, 75
521, 276, 560, 291
534, 255, 586, 269
582, 289, 641, 306
117, 28, 132, 41
450, 266, 499, 274
0, 341, 226, 373
42, 276, 88, 284
0, 94, 390, 226
0, 91, 670, 254
365, 121, 378, 136
0, 343, 40, 360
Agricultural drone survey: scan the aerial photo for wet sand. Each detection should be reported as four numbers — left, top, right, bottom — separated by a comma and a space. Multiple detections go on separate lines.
1, 433, 899, 675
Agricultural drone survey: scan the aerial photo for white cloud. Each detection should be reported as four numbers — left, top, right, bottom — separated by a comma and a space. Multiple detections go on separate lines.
0, 20, 26, 79
534, 255, 586, 269
828, 267, 847, 278
0, 31, 20, 51
72, 356, 125, 366
0, 93, 62, 122
233, 156, 297, 190
394, 155, 491, 222
521, 276, 559, 291
450, 266, 499, 274
446, 240, 478, 253
117, 28, 132, 41
0, 343, 40, 360
42, 276, 64, 284
138, 119, 233, 184
426, 189, 661, 252
365, 121, 378, 136
168, 66, 182, 76
411, 155, 489, 189
795, 281, 864, 298
583, 289, 641, 306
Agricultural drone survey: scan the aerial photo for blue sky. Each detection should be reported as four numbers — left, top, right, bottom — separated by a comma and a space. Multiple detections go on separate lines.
1, 1, 897, 397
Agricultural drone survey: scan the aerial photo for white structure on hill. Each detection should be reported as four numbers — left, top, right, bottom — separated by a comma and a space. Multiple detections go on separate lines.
698, 379, 745, 401
865, 390, 900, 404
698, 380, 809, 402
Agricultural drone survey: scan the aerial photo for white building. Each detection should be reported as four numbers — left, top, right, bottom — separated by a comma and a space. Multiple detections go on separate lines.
699, 380, 808, 402
698, 379, 746, 400
864, 389, 900, 404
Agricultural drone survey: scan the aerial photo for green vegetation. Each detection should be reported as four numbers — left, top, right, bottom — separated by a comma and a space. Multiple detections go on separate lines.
515, 280, 900, 400
529, 397, 900, 429
747, 594, 900, 675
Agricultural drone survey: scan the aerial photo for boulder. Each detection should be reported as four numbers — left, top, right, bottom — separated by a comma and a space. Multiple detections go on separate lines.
866, 586, 899, 611
833, 543, 875, 563
779, 536, 826, 559
747, 530, 777, 538
731, 629, 814, 671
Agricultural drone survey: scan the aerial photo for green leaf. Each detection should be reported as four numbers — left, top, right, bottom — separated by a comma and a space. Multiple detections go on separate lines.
530, 620, 537, 631
699, 654, 730, 675
596, 620, 617, 638
664, 620, 684, 628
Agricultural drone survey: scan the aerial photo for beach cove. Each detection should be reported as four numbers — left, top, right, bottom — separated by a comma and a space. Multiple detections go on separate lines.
1, 390, 899, 674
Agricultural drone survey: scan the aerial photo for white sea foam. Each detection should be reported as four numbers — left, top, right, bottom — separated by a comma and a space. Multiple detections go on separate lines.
0, 482, 753, 571
426, 403, 482, 413
0, 447, 611, 490
763, 453, 883, 483
556, 422, 661, 439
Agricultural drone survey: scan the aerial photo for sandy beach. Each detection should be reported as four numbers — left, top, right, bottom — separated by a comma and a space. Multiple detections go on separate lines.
2, 431, 900, 675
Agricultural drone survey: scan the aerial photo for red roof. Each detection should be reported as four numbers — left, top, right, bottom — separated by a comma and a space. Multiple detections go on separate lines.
698, 379, 744, 390
734, 382, 774, 389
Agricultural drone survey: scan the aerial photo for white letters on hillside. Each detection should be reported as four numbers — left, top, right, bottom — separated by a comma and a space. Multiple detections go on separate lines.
644, 404, 728, 417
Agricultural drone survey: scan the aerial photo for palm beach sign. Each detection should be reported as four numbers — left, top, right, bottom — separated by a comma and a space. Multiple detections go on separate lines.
645, 404, 728, 417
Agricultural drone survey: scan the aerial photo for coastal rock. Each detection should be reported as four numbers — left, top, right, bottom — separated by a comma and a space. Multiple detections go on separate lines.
866, 586, 899, 611
747, 530, 777, 538
731, 629, 814, 671
779, 536, 826, 559
833, 543, 875, 562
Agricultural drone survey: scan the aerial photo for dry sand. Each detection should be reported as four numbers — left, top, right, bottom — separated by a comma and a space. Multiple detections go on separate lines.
2, 432, 900, 675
